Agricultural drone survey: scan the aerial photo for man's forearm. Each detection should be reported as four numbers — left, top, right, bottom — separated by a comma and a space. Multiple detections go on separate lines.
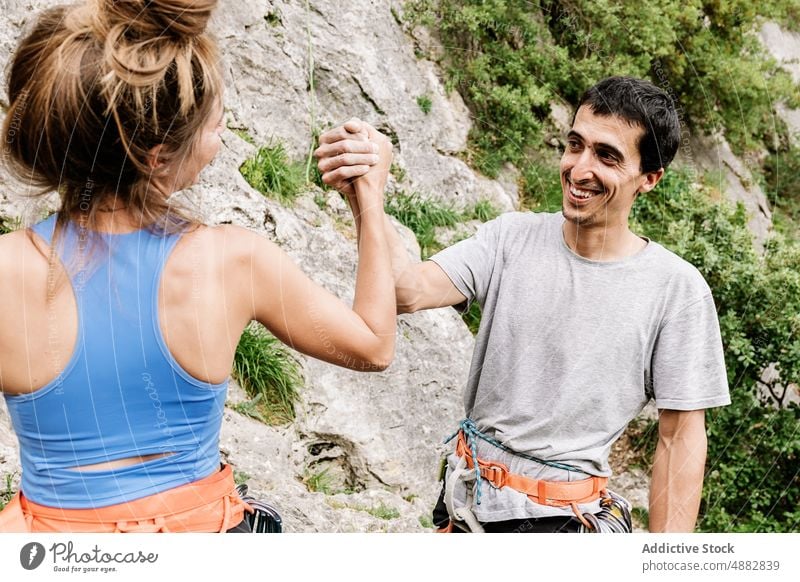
649, 410, 707, 532
382, 214, 424, 313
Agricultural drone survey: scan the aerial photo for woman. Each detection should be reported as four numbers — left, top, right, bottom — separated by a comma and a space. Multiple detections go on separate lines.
0, 0, 392, 532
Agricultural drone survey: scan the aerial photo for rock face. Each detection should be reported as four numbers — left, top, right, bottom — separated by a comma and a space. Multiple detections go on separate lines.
686, 134, 772, 247
760, 22, 800, 142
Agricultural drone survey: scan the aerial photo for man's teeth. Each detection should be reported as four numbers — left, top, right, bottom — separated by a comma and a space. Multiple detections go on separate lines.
569, 185, 599, 199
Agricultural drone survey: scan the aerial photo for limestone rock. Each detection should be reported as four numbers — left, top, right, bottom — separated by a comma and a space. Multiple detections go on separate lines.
760, 22, 800, 142
686, 134, 772, 248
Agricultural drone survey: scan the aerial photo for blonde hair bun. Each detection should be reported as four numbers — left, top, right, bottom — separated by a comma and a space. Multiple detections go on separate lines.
95, 0, 218, 40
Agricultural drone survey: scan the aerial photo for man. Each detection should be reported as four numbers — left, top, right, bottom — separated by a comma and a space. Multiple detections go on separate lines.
315, 77, 730, 532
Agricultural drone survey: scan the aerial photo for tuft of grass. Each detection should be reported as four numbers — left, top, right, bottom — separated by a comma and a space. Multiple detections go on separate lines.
240, 142, 305, 205
366, 503, 400, 520
418, 514, 434, 529
0, 472, 16, 511
232, 322, 303, 425
416, 94, 433, 115
469, 199, 500, 222
303, 467, 335, 495
384, 191, 460, 259
264, 10, 281, 26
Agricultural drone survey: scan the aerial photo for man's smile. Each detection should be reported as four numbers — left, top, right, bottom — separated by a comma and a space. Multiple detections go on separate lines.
565, 176, 605, 204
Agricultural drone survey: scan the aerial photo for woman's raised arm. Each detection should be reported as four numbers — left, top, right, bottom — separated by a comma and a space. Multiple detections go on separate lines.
226, 130, 396, 371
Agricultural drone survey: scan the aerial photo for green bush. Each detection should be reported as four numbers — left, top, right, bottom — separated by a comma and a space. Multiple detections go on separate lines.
232, 322, 303, 425
630, 169, 800, 532
240, 143, 305, 205
764, 140, 800, 233
405, 0, 799, 174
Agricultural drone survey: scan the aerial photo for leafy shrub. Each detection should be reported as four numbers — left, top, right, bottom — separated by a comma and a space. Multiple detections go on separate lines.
405, 0, 799, 174
630, 169, 800, 532
232, 322, 303, 424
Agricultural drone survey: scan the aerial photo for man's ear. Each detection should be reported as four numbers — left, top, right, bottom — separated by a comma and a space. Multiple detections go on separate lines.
147, 144, 166, 170
639, 168, 665, 194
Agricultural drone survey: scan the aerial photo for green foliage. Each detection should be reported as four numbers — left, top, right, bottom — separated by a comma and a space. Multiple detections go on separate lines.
384, 191, 460, 258
0, 215, 20, 234
629, 169, 800, 532
302, 467, 336, 495
631, 507, 650, 531
461, 302, 483, 335
416, 94, 433, 115
520, 161, 563, 212
240, 142, 305, 205
0, 472, 15, 511
230, 127, 256, 145
233, 470, 251, 486
405, 0, 800, 174
701, 390, 799, 532
232, 322, 303, 425
763, 140, 800, 232
365, 503, 400, 520
468, 199, 501, 222
418, 514, 434, 529
385, 193, 502, 260
390, 162, 407, 183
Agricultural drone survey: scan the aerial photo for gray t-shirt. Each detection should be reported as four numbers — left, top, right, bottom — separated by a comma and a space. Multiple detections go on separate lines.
429, 211, 730, 521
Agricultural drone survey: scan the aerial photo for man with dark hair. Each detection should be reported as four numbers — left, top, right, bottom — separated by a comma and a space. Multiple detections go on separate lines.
316, 76, 730, 533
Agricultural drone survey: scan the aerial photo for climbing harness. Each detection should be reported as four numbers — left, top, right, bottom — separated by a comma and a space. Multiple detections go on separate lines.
0, 464, 252, 533
442, 419, 631, 533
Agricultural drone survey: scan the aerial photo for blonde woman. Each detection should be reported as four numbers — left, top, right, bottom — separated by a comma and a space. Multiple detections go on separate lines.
0, 0, 394, 532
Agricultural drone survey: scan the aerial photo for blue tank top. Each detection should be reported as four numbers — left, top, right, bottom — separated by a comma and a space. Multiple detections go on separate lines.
4, 214, 228, 509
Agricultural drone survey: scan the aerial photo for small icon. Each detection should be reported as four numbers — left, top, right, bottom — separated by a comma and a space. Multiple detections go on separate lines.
20, 542, 46, 570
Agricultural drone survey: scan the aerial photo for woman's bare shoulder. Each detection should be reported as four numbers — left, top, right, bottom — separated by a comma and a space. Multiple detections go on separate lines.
0, 228, 49, 291
0, 228, 44, 265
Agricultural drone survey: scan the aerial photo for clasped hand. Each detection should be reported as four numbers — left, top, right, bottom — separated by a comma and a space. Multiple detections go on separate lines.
314, 119, 392, 210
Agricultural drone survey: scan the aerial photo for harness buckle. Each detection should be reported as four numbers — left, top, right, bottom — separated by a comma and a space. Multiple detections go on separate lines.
479, 463, 508, 489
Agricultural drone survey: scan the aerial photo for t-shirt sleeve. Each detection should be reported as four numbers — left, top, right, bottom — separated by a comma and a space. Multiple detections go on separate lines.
427, 215, 504, 313
651, 293, 731, 410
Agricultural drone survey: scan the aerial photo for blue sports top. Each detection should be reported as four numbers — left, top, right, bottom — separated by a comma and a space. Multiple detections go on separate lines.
4, 214, 228, 509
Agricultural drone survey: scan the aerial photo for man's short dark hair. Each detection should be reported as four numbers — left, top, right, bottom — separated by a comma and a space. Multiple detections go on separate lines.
576, 76, 680, 173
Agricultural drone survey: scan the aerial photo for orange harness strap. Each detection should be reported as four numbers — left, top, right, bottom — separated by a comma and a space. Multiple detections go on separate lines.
1, 464, 252, 533
456, 433, 607, 528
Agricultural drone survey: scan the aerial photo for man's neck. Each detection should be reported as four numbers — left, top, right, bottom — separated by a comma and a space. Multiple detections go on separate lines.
562, 219, 646, 261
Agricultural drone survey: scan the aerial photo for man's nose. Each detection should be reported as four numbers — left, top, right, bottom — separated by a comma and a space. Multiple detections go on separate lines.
569, 148, 596, 182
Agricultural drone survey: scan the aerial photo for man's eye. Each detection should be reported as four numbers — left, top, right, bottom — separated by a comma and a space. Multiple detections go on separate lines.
567, 140, 580, 150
